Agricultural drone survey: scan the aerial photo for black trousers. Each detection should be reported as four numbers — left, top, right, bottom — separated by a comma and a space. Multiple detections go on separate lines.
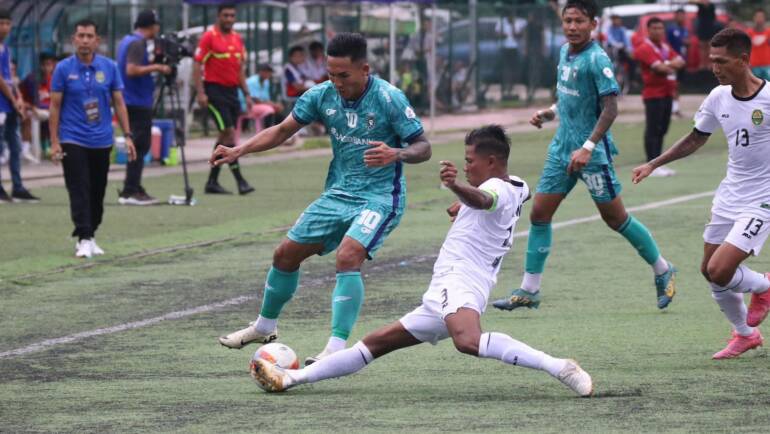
123, 105, 153, 194
643, 96, 673, 162
61, 143, 111, 240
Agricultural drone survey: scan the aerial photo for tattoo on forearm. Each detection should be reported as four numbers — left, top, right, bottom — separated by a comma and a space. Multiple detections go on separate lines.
589, 95, 618, 143
651, 131, 708, 167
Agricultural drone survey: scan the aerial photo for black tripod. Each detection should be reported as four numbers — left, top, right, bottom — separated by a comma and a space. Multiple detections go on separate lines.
153, 67, 195, 205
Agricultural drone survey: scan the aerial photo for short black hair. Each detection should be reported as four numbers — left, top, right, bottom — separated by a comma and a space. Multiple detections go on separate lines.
0, 8, 10, 21
675, 8, 686, 14
218, 4, 236, 14
74, 18, 98, 34
288, 45, 305, 57
327, 32, 367, 63
563, 0, 598, 20
647, 17, 664, 28
309, 40, 324, 52
465, 125, 510, 161
39, 52, 56, 63
711, 28, 752, 57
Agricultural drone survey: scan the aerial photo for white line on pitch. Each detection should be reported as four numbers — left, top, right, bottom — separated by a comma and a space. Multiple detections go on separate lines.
0, 190, 715, 360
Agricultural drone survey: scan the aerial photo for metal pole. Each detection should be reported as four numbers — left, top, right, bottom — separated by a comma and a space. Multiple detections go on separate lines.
389, 3, 396, 85
469, 0, 478, 107
429, 2, 436, 136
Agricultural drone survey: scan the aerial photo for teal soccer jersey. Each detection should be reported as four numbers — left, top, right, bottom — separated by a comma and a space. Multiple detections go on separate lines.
288, 76, 424, 257
292, 76, 424, 204
552, 41, 619, 164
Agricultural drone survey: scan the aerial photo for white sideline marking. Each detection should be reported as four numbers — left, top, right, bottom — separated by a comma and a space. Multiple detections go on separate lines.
0, 190, 715, 360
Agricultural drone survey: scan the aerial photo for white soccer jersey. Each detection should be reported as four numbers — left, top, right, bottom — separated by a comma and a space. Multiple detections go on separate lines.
694, 81, 770, 218
433, 175, 530, 287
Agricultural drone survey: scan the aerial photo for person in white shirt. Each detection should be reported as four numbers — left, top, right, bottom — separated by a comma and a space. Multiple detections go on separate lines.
633, 28, 770, 360
299, 41, 328, 83
249, 125, 593, 397
495, 15, 525, 99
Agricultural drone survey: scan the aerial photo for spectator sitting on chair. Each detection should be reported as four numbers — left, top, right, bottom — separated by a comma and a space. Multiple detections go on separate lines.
300, 41, 328, 83
0, 8, 38, 203
235, 63, 284, 145
20, 52, 57, 163
284, 45, 314, 99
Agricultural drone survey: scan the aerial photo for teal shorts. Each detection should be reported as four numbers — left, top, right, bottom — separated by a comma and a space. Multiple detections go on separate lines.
536, 153, 622, 203
752, 66, 770, 81
287, 193, 404, 258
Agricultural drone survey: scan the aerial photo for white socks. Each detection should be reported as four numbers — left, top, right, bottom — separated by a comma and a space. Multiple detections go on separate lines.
711, 286, 753, 336
723, 265, 770, 294
324, 336, 347, 353
520, 273, 542, 293
652, 256, 670, 276
478, 332, 566, 376
253, 316, 276, 335
290, 341, 373, 386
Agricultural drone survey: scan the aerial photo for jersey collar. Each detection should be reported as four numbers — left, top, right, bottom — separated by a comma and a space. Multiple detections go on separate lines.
342, 75, 373, 110
567, 40, 595, 61
732, 79, 766, 102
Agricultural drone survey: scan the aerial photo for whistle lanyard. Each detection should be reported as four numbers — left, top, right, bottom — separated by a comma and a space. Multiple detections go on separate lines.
644, 38, 670, 62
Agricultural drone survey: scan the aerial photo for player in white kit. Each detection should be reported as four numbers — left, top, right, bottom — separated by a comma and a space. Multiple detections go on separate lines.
633, 29, 770, 359
249, 125, 593, 396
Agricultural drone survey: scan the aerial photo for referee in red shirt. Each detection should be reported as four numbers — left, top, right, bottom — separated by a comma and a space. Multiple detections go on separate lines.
193, 3, 254, 195
635, 17, 686, 177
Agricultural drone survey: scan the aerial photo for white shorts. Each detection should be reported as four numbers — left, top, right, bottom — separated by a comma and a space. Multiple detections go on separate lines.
703, 212, 770, 256
399, 270, 489, 345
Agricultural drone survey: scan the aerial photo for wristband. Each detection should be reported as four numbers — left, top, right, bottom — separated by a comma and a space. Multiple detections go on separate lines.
549, 104, 558, 117
582, 139, 596, 152
125, 132, 134, 140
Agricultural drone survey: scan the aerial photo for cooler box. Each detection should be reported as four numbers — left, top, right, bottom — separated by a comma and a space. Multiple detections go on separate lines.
152, 119, 175, 163
150, 126, 162, 160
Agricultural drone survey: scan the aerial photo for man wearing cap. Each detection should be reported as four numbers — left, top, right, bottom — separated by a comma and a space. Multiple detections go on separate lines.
235, 63, 283, 143
116, 9, 172, 205
193, 3, 254, 195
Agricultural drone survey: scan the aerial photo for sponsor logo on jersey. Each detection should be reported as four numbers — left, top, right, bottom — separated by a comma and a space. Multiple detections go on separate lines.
752, 109, 763, 126
326, 108, 337, 116
405, 107, 416, 119
95, 71, 106, 83
761, 203, 770, 210
721, 113, 730, 118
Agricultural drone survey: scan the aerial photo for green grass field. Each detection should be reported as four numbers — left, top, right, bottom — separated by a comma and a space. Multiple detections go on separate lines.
3, 119, 770, 433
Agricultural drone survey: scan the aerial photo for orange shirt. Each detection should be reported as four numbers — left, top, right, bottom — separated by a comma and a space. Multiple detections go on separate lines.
748, 27, 770, 68
194, 26, 245, 87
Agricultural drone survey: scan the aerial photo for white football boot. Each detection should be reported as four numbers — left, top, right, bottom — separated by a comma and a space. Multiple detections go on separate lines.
249, 358, 296, 392
555, 359, 594, 397
75, 239, 94, 258
218, 322, 278, 349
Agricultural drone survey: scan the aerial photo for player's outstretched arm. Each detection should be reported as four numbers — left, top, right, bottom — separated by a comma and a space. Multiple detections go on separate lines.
632, 130, 709, 184
364, 134, 431, 167
440, 161, 494, 210
210, 115, 303, 167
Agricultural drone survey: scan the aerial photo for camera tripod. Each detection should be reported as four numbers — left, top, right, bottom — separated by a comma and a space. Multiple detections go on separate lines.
153, 67, 195, 206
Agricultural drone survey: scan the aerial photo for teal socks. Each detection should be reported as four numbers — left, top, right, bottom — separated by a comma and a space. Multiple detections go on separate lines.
259, 266, 300, 319
525, 222, 552, 275
617, 215, 661, 265
331, 271, 365, 340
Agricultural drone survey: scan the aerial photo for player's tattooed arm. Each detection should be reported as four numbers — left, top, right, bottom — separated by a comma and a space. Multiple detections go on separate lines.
632, 130, 709, 183
399, 134, 432, 164
588, 94, 618, 144
440, 161, 494, 210
364, 134, 432, 167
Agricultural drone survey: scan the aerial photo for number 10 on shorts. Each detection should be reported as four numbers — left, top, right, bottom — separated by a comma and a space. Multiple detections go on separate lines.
356, 209, 382, 234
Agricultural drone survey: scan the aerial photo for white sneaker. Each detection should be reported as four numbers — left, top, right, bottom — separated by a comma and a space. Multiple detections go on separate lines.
21, 148, 39, 164
304, 348, 337, 366
91, 239, 105, 255
249, 357, 295, 392
556, 359, 594, 397
75, 239, 94, 258
218, 323, 278, 349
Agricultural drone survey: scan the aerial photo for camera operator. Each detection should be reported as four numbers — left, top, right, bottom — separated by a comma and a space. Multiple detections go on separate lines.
116, 9, 171, 205
193, 3, 254, 195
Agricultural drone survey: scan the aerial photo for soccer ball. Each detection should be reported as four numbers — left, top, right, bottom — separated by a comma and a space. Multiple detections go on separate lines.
252, 343, 299, 369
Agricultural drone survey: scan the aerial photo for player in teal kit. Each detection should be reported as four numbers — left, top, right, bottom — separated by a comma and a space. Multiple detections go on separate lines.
213, 33, 431, 364
492, 0, 677, 312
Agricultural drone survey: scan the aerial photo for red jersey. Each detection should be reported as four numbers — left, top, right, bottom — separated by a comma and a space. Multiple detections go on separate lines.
747, 27, 770, 68
635, 39, 680, 99
194, 26, 245, 87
